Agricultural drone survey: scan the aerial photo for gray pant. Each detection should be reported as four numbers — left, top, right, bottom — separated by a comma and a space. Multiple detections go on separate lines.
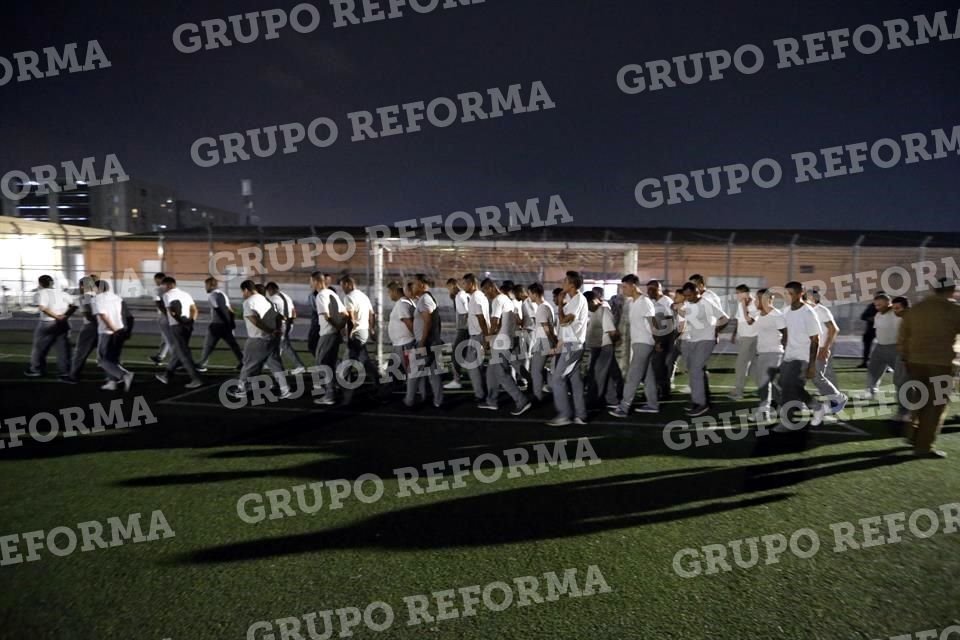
486, 346, 527, 409
314, 333, 341, 402
813, 353, 841, 399
98, 333, 129, 382
530, 337, 553, 401
683, 340, 715, 407
70, 323, 99, 378
516, 330, 533, 386
157, 316, 171, 360
755, 352, 783, 409
451, 329, 470, 378
780, 359, 821, 424
199, 323, 244, 366
589, 345, 622, 406
165, 322, 202, 382
551, 344, 586, 420
733, 335, 758, 396
867, 343, 898, 392
240, 336, 289, 393
404, 343, 443, 406
30, 321, 71, 376
279, 323, 306, 369
464, 335, 486, 400
619, 342, 657, 411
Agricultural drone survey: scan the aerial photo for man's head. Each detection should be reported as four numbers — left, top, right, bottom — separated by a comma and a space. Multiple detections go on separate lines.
254, 284, 266, 296
514, 284, 528, 301
553, 287, 564, 307
784, 281, 804, 306
153, 272, 166, 285
735, 284, 750, 302
310, 271, 327, 292
461, 273, 478, 294
620, 274, 641, 298
480, 278, 498, 300
38, 275, 54, 289
94, 279, 109, 294
500, 280, 515, 298
161, 276, 177, 291
240, 279, 256, 299
266, 282, 280, 296
80, 276, 97, 293
404, 282, 416, 299
445, 277, 460, 298
873, 292, 891, 312
591, 286, 604, 301
681, 281, 699, 303
563, 271, 583, 296
891, 296, 910, 315
808, 289, 822, 305
689, 274, 706, 293
412, 273, 430, 297
387, 281, 404, 302
584, 291, 600, 312
338, 275, 356, 294
204, 276, 218, 293
934, 277, 957, 298
528, 282, 544, 303
758, 288, 775, 312
646, 279, 663, 299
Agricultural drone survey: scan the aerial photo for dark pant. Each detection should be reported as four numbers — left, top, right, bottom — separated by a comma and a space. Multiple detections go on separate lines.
651, 332, 676, 398
98, 333, 129, 382
30, 321, 71, 376
200, 323, 244, 365
450, 328, 469, 379
70, 323, 99, 378
165, 321, 201, 382
862, 328, 875, 364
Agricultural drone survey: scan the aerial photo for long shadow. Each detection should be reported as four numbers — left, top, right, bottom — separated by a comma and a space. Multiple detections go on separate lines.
181, 446, 911, 564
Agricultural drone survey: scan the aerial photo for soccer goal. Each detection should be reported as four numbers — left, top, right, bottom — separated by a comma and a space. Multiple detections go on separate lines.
369, 236, 640, 365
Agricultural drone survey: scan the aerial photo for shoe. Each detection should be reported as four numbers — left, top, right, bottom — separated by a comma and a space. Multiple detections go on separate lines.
155, 373, 169, 385
811, 405, 826, 426
914, 449, 947, 459
830, 393, 848, 414
290, 366, 306, 376
443, 380, 463, 390
122, 372, 134, 392
185, 380, 203, 389
573, 417, 587, 425
227, 389, 246, 401
608, 407, 629, 418
101, 380, 118, 390
278, 389, 292, 400
635, 405, 659, 414
195, 365, 209, 373
757, 409, 772, 423
541, 385, 552, 395
433, 401, 443, 409
24, 370, 42, 378
517, 381, 529, 391
688, 405, 710, 417
478, 403, 498, 411
546, 416, 572, 426
60, 375, 78, 384
606, 404, 620, 410
149, 355, 162, 365
314, 398, 336, 406
510, 402, 532, 416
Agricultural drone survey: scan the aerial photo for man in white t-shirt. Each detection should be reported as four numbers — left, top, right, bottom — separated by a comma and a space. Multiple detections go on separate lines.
65, 276, 99, 383
647, 279, 677, 400
197, 276, 244, 373
609, 274, 660, 417
746, 289, 786, 421
528, 283, 556, 402
339, 276, 377, 398
311, 271, 345, 406
444, 277, 472, 390
776, 281, 827, 432
515, 283, 536, 391
866, 292, 901, 397
407, 274, 444, 408
92, 280, 134, 392
730, 284, 761, 400
150, 272, 172, 365
460, 273, 489, 401
26, 274, 74, 379
263, 281, 305, 374
227, 280, 291, 402
548, 271, 589, 426
676, 281, 729, 416
807, 290, 847, 413
157, 276, 203, 388
585, 290, 621, 409
385, 281, 416, 390
479, 278, 530, 414
689, 274, 723, 310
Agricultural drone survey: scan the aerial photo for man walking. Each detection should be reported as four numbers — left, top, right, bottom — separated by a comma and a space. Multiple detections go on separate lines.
774, 282, 827, 433
444, 277, 471, 390
197, 277, 244, 373
92, 280, 134, 392
25, 275, 73, 380
676, 281, 728, 416
311, 271, 344, 406
866, 293, 900, 399
647, 279, 676, 400
479, 278, 531, 414
730, 284, 760, 400
585, 290, 621, 409
227, 280, 291, 402
462, 273, 489, 402
548, 271, 589, 426
609, 274, 659, 417
387, 281, 416, 393
808, 290, 848, 413
150, 272, 172, 366
65, 276, 98, 383
749, 289, 786, 422
528, 283, 556, 402
340, 276, 378, 397
157, 276, 203, 389
407, 274, 444, 408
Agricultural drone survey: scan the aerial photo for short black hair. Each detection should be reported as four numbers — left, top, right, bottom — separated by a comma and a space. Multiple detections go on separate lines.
646, 279, 662, 287
681, 282, 697, 293
240, 280, 256, 292
266, 282, 279, 292
254, 284, 266, 295
338, 275, 355, 286
446, 278, 458, 286
565, 271, 583, 290
892, 296, 910, 307
462, 273, 477, 285
874, 292, 891, 301
95, 279, 109, 293
552, 287, 563, 298
784, 281, 804, 293
584, 291, 596, 302
154, 272, 166, 280
735, 284, 750, 293
528, 283, 544, 296
689, 274, 705, 285
38, 275, 54, 287
621, 274, 640, 287
479, 278, 495, 290
161, 276, 176, 286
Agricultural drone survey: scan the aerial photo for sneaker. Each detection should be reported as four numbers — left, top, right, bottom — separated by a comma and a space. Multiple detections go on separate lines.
914, 449, 947, 459
23, 370, 42, 378
443, 380, 463, 390
278, 388, 292, 400
149, 355, 162, 365
290, 366, 306, 376
517, 381, 529, 391
433, 401, 443, 409
185, 380, 203, 389
863, 388, 876, 400
478, 403, 498, 411
573, 417, 587, 425
510, 401, 532, 416
195, 365, 209, 373
811, 405, 826, 426
608, 407, 629, 418
101, 380, 118, 390
155, 373, 169, 385
227, 390, 246, 401
122, 372, 134, 392
635, 405, 659, 414
546, 416, 572, 427
606, 404, 620, 410
60, 375, 78, 384
830, 393, 848, 415
541, 385, 552, 395
757, 409, 772, 423
688, 404, 710, 417
314, 398, 336, 406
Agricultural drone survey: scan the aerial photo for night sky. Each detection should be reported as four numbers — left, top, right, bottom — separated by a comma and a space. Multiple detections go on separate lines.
4, 0, 959, 231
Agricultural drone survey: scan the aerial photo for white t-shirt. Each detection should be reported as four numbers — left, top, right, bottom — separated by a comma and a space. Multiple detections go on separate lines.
755, 309, 787, 354
209, 289, 233, 323
874, 309, 901, 345
388, 298, 415, 346
735, 299, 760, 338
521, 299, 537, 331
534, 301, 555, 342
586, 306, 616, 348
78, 291, 95, 326
315, 289, 343, 337
490, 293, 516, 350
162, 288, 195, 326
628, 295, 657, 346
467, 290, 490, 336
414, 291, 438, 344
454, 290, 470, 315
92, 291, 123, 335
683, 297, 727, 342
702, 289, 723, 309
37, 287, 73, 322
559, 292, 589, 346
345, 289, 373, 339
154, 285, 167, 315
784, 304, 822, 362
811, 304, 836, 347
243, 293, 274, 339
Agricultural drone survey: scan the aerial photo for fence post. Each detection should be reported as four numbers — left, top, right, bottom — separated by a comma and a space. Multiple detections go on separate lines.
919, 235, 933, 266
374, 239, 384, 368
787, 234, 799, 282
725, 232, 736, 313
664, 230, 672, 288
112, 224, 119, 285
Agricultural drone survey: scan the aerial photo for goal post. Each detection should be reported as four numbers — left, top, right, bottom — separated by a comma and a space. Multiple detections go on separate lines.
370, 237, 639, 367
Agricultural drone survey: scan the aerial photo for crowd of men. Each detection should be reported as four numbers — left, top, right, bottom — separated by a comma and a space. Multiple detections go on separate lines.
23, 268, 960, 458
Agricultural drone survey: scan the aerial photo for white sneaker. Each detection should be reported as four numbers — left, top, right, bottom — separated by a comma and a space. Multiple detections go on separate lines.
314, 398, 336, 406
101, 380, 117, 391
727, 393, 743, 401
443, 380, 463, 390
510, 402, 532, 416
811, 405, 826, 426
155, 373, 169, 385
541, 385, 552, 395
572, 417, 587, 425
122, 372, 134, 392
635, 405, 659, 414
290, 367, 306, 376
279, 389, 292, 400
185, 380, 203, 390
830, 394, 848, 415
546, 416, 572, 426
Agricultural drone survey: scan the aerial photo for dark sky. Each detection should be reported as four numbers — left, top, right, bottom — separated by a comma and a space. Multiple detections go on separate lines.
4, 0, 959, 231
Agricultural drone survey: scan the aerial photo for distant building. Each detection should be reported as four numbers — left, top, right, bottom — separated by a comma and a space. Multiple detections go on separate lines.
1, 177, 242, 232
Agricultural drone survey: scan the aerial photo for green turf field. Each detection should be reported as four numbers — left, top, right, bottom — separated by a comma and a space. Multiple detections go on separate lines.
0, 330, 958, 640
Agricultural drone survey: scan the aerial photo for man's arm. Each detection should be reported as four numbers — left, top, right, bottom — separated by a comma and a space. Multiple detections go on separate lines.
419, 309, 433, 345
168, 299, 183, 323
246, 313, 278, 335
779, 328, 788, 349
97, 312, 119, 333
189, 303, 198, 321
213, 294, 232, 325
806, 335, 820, 379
